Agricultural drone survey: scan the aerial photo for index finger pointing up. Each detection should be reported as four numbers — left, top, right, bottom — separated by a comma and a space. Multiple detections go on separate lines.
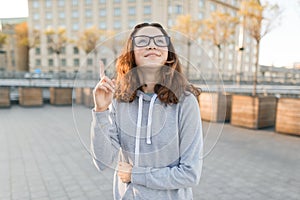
99, 60, 105, 78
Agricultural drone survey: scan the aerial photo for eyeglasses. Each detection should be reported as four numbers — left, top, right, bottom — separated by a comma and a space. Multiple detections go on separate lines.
132, 35, 170, 47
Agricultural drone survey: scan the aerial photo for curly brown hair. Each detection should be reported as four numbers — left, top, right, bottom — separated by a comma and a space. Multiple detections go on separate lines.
114, 22, 200, 104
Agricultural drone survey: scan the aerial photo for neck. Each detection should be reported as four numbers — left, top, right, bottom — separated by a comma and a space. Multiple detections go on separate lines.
142, 83, 155, 93
137, 66, 161, 93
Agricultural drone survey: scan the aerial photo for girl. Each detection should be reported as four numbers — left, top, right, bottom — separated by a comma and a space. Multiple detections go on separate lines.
91, 22, 203, 200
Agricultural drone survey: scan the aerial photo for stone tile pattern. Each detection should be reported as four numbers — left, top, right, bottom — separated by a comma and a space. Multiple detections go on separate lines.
0, 105, 299, 200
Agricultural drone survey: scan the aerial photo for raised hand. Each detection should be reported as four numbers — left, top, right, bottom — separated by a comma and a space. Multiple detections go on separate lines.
93, 60, 115, 112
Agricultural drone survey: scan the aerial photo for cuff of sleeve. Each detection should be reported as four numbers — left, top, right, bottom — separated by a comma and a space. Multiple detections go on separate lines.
131, 166, 149, 187
92, 109, 110, 122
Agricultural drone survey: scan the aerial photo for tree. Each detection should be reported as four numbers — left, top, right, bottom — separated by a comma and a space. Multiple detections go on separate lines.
77, 26, 103, 77
14, 22, 40, 71
45, 27, 68, 86
200, 11, 238, 90
104, 29, 126, 69
173, 15, 202, 80
239, 0, 279, 96
0, 32, 7, 49
45, 27, 68, 74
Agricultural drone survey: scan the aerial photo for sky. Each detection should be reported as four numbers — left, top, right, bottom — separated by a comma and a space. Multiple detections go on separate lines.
0, 0, 300, 68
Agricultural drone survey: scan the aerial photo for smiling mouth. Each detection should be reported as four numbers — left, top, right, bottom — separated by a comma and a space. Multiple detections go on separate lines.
145, 53, 160, 57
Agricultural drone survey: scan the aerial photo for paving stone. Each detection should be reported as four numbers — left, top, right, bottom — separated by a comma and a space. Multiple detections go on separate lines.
1, 105, 300, 200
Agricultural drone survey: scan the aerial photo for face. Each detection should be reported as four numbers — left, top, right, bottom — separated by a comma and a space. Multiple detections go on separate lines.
133, 26, 169, 67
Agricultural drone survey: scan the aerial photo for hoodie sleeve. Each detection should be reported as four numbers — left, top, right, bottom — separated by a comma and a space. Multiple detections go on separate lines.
131, 94, 203, 190
90, 101, 120, 171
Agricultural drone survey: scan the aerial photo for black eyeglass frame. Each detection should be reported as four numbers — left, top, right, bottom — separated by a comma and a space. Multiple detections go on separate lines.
132, 35, 170, 47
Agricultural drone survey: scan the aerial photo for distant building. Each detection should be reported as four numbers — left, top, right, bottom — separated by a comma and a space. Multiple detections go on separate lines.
293, 62, 300, 69
0, 18, 27, 72
27, 0, 256, 80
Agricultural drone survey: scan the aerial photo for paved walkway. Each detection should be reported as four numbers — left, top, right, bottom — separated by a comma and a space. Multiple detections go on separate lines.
0, 105, 299, 200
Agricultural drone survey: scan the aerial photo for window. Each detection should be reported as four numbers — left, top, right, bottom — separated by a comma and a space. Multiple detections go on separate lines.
87, 58, 93, 65
35, 59, 41, 66
228, 63, 233, 70
228, 53, 233, 60
46, 12, 52, 20
86, 9, 92, 18
144, 6, 151, 15
232, 0, 238, 6
48, 59, 54, 66
114, 0, 120, 3
198, 12, 203, 19
33, 13, 39, 20
61, 59, 66, 66
168, 19, 173, 27
73, 47, 79, 54
129, 7, 135, 15
58, 0, 65, 7
85, 22, 93, 28
74, 58, 80, 66
48, 48, 53, 54
85, 0, 92, 5
245, 55, 250, 62
72, 10, 79, 18
99, 9, 106, 17
199, 0, 204, 7
114, 21, 121, 29
99, 0, 106, 3
99, 22, 106, 29
72, 0, 78, 6
175, 5, 182, 14
34, 24, 40, 29
61, 47, 66, 54
46, 0, 52, 7
168, 6, 172, 14
114, 8, 121, 16
210, 3, 216, 11
73, 23, 79, 30
33, 0, 39, 8
129, 20, 136, 28
35, 48, 41, 55
144, 18, 151, 23
59, 12, 65, 19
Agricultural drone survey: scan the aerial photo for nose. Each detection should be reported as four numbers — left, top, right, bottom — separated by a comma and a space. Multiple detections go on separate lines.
147, 38, 157, 49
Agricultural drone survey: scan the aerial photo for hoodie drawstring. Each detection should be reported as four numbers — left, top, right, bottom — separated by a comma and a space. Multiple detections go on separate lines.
134, 93, 158, 166
134, 94, 144, 167
146, 94, 158, 144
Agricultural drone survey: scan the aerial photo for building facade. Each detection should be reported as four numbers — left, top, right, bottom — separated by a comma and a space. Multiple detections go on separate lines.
27, 0, 256, 81
0, 18, 27, 72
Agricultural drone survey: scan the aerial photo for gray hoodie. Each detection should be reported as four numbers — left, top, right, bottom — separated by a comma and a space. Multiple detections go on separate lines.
91, 90, 203, 200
